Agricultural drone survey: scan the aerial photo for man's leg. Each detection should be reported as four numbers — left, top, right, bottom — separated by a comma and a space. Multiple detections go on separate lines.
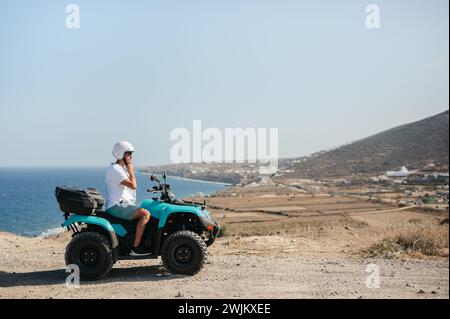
132, 208, 151, 248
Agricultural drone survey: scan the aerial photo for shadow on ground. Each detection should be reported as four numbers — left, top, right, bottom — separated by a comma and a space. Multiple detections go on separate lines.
0, 265, 183, 288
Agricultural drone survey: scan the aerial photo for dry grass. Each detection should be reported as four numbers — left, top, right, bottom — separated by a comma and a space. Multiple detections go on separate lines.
204, 185, 449, 258
217, 215, 369, 239
362, 222, 449, 258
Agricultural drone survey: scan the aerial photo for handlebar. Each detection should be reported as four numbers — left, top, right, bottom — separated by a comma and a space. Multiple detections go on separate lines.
146, 174, 206, 208
148, 173, 174, 202
150, 175, 160, 183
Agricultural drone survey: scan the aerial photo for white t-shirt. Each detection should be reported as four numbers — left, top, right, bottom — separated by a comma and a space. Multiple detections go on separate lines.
105, 163, 137, 209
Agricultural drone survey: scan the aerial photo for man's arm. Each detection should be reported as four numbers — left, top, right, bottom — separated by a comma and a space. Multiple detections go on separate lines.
121, 163, 137, 190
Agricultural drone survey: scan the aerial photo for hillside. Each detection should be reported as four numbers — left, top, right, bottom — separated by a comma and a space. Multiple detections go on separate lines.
283, 110, 449, 178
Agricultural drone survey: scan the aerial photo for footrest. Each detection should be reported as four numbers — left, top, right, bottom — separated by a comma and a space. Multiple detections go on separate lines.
118, 254, 158, 260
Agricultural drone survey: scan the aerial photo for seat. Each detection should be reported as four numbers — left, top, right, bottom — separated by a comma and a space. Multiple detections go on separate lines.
94, 211, 138, 227
94, 211, 159, 236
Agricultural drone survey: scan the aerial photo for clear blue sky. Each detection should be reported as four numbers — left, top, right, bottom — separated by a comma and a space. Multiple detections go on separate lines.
0, 0, 448, 167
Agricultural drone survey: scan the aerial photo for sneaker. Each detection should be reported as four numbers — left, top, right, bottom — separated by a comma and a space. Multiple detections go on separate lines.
130, 246, 151, 257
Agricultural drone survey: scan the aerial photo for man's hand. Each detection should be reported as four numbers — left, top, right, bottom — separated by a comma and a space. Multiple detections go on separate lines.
121, 161, 137, 190
126, 161, 134, 172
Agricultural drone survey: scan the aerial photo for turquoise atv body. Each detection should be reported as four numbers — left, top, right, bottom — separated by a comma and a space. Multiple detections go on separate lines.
60, 174, 220, 280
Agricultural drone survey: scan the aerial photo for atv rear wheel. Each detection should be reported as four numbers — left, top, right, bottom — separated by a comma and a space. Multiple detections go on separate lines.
65, 231, 113, 280
161, 230, 207, 275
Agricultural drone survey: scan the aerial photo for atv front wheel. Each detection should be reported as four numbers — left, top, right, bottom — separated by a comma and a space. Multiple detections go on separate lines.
65, 231, 113, 280
161, 230, 207, 275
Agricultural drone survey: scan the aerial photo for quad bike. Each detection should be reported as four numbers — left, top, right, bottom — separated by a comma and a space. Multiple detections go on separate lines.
55, 173, 220, 280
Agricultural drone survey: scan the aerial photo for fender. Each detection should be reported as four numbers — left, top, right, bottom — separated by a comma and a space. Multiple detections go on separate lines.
139, 199, 210, 229
140, 199, 213, 255
62, 215, 121, 258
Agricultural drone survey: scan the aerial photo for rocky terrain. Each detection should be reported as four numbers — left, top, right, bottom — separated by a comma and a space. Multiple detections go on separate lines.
1, 183, 448, 299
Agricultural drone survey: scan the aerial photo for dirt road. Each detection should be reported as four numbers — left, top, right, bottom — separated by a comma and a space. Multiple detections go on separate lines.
0, 232, 448, 299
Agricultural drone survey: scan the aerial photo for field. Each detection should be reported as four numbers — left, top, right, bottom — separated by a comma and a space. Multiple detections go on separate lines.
1, 182, 448, 299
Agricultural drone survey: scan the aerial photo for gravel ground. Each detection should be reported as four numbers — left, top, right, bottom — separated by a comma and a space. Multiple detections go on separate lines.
0, 232, 448, 299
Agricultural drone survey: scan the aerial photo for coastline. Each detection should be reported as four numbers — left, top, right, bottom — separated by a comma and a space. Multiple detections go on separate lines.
3, 171, 225, 242
138, 171, 234, 186
0, 168, 230, 238
0, 226, 66, 239
166, 175, 233, 186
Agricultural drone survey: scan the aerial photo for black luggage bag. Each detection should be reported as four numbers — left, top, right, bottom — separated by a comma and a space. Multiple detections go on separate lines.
55, 186, 105, 215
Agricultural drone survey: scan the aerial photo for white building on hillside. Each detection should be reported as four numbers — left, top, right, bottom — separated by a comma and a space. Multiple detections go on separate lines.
386, 166, 409, 177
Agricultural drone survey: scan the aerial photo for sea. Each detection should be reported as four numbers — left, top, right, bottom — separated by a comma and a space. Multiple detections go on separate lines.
0, 167, 227, 237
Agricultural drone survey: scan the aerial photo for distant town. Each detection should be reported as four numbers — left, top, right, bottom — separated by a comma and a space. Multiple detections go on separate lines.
141, 159, 449, 213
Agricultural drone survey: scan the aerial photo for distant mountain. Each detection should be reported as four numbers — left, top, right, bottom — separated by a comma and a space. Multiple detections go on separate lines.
283, 110, 449, 178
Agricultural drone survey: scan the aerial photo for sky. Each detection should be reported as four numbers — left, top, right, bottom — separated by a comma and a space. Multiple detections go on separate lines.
0, 0, 448, 167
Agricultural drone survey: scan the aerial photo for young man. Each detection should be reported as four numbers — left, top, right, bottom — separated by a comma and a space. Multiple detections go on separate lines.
105, 141, 151, 256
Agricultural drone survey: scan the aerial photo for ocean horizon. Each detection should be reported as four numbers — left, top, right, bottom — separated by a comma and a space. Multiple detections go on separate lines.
0, 167, 227, 237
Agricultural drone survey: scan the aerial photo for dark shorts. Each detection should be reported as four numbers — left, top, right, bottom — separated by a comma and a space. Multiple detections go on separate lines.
106, 202, 138, 221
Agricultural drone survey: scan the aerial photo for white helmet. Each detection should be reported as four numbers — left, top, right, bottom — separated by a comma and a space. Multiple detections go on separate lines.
112, 141, 135, 160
